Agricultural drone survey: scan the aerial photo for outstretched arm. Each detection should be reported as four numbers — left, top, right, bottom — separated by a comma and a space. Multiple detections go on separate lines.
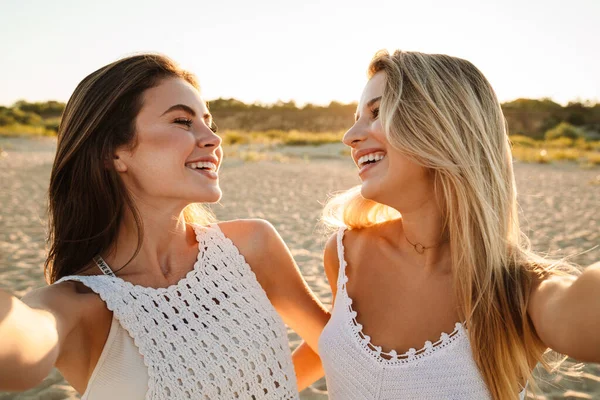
0, 284, 80, 391
528, 261, 600, 362
0, 289, 59, 391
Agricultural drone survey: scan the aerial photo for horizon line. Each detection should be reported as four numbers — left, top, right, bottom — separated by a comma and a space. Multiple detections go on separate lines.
2, 96, 600, 109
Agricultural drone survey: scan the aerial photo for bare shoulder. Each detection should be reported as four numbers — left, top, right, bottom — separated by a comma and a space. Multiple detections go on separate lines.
340, 223, 387, 258
217, 218, 276, 240
323, 226, 373, 280
322, 225, 374, 289
216, 219, 288, 285
22, 280, 104, 323
216, 218, 279, 258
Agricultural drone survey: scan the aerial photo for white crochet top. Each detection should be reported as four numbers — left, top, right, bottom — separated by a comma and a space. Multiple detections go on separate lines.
318, 228, 526, 399
57, 224, 299, 400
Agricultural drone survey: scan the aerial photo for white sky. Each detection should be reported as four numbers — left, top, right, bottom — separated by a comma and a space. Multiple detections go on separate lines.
0, 0, 598, 106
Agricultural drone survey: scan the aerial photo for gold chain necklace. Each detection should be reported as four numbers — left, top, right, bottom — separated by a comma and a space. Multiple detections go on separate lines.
404, 235, 446, 254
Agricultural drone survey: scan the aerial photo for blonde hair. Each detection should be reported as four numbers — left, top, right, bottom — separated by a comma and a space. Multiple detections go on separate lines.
184, 203, 215, 226
323, 50, 577, 399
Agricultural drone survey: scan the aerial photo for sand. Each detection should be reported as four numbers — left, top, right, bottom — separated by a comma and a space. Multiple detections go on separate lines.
0, 137, 599, 399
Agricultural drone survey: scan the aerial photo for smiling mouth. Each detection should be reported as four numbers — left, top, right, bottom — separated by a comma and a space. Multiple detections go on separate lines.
357, 152, 386, 169
185, 161, 218, 173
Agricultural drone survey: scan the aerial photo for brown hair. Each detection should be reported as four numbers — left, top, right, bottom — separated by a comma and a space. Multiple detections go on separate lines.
45, 54, 213, 284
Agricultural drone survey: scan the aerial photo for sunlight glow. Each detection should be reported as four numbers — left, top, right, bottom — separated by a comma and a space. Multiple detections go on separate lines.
0, 0, 598, 106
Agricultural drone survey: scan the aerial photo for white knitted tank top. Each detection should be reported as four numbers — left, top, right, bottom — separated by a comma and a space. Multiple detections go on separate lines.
318, 228, 526, 399
57, 224, 299, 400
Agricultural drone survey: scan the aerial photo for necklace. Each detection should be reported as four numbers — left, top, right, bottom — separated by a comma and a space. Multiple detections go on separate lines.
404, 235, 446, 254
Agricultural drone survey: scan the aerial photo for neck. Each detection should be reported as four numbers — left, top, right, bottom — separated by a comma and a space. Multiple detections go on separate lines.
391, 198, 450, 273
103, 196, 196, 278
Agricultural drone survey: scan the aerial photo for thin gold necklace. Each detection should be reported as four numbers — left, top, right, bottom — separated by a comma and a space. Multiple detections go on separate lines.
404, 235, 446, 254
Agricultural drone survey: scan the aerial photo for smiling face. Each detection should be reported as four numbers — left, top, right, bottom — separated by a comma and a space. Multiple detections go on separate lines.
343, 71, 433, 211
113, 77, 223, 208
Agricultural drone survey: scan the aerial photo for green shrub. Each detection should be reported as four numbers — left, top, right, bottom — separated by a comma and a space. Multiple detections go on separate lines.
220, 130, 343, 147
544, 122, 584, 141
282, 131, 342, 146
545, 137, 575, 148
222, 131, 248, 145
0, 124, 55, 137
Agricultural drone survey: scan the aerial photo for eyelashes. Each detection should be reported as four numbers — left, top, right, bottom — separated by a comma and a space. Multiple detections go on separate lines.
174, 118, 193, 127
210, 121, 218, 133
174, 118, 218, 133
354, 106, 380, 123
372, 107, 380, 119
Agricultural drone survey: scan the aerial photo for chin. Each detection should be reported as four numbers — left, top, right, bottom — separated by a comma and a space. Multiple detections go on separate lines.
203, 187, 222, 203
360, 181, 382, 203
188, 186, 222, 204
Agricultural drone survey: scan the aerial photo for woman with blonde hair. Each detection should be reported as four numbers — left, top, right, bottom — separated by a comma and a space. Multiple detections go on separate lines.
318, 50, 600, 399
0, 54, 326, 399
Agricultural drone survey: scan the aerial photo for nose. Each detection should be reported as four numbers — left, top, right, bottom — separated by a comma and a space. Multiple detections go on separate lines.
196, 123, 222, 148
342, 123, 367, 148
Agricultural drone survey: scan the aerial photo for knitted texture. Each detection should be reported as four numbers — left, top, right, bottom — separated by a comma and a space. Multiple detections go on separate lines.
58, 224, 298, 400
318, 227, 500, 400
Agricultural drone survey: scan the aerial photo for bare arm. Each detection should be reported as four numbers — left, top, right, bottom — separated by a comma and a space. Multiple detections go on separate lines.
528, 261, 600, 362
221, 219, 330, 351
0, 285, 80, 391
290, 232, 341, 391
292, 341, 324, 391
290, 232, 342, 390
219, 219, 330, 388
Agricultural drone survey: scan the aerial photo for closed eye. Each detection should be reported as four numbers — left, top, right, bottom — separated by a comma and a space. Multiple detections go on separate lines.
371, 107, 379, 119
174, 118, 193, 128
209, 120, 218, 133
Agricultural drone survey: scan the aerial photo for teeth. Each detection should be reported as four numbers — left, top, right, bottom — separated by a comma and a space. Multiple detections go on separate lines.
357, 152, 385, 166
187, 161, 217, 171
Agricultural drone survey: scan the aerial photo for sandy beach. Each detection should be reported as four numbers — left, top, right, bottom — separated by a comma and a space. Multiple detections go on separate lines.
0, 137, 599, 399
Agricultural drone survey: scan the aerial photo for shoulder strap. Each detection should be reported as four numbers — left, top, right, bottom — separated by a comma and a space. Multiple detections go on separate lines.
93, 255, 116, 277
336, 227, 349, 287
55, 274, 119, 310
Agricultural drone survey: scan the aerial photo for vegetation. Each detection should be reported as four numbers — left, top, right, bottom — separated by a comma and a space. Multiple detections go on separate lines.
510, 135, 600, 167
1, 98, 599, 166
2, 98, 599, 138
502, 99, 600, 140
221, 130, 343, 146
544, 122, 585, 141
0, 101, 63, 137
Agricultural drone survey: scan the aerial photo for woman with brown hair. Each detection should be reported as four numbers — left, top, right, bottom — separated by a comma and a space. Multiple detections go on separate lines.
318, 49, 600, 399
0, 54, 326, 399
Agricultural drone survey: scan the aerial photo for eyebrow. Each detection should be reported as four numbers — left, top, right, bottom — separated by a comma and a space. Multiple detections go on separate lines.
355, 96, 382, 121
161, 104, 196, 117
367, 96, 382, 108
161, 104, 212, 122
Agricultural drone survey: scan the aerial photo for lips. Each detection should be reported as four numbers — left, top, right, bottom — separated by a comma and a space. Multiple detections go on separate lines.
185, 161, 217, 172
352, 148, 387, 175
357, 152, 385, 168
185, 155, 220, 179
